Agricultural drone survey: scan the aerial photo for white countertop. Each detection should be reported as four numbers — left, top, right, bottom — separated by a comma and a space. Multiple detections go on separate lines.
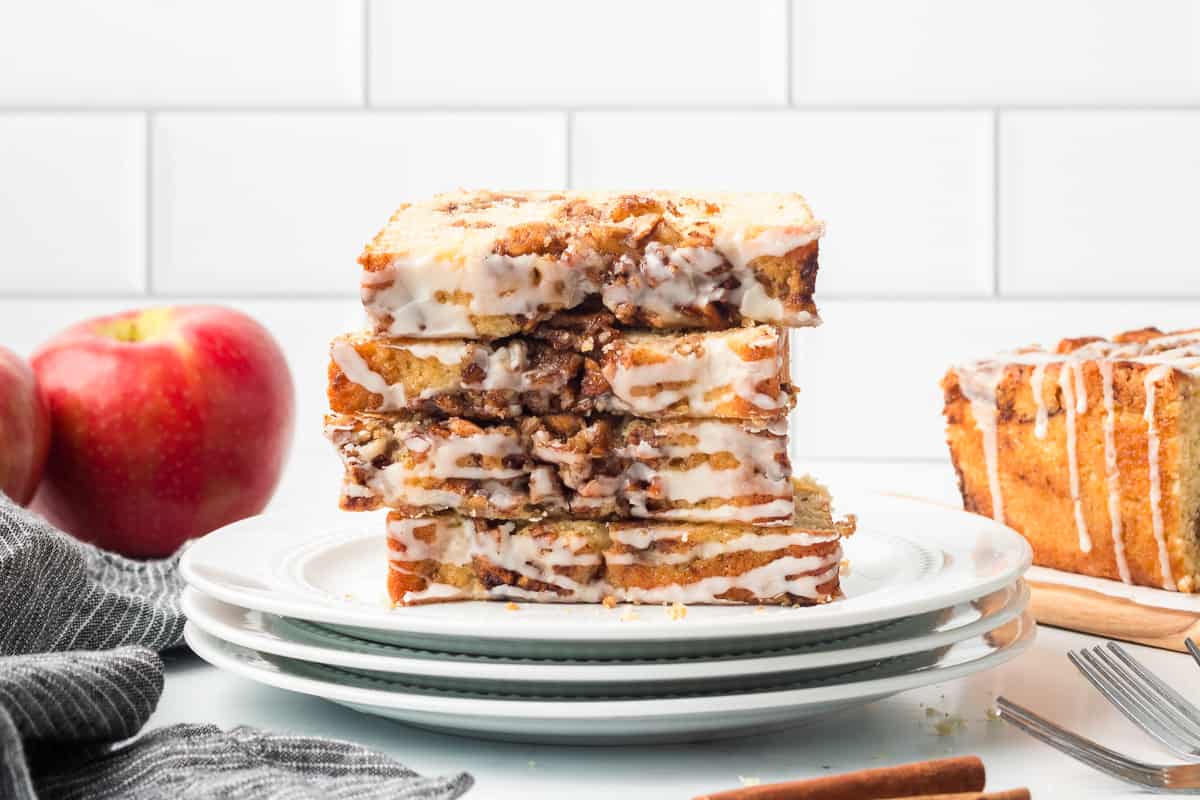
151, 461, 1195, 799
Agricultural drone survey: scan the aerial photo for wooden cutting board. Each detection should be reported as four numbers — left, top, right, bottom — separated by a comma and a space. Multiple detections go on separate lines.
1029, 580, 1200, 653
878, 493, 1200, 652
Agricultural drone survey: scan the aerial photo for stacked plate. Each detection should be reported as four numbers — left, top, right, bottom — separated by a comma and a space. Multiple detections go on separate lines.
181, 493, 1035, 744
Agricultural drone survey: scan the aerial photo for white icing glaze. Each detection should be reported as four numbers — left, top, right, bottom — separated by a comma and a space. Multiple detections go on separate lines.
629, 498, 796, 524
608, 526, 840, 554
601, 327, 785, 417
428, 432, 525, 479
354, 425, 530, 511
362, 261, 477, 337
619, 560, 840, 605
395, 341, 470, 365
364, 243, 814, 339
1030, 362, 1048, 440
330, 340, 408, 411
955, 331, 1200, 585
338, 415, 792, 522
388, 517, 606, 603
337, 336, 569, 409
600, 243, 805, 327
1144, 365, 1176, 591
389, 574, 467, 604
1099, 359, 1130, 584
953, 362, 1007, 525
1058, 363, 1092, 553
381, 481, 464, 509
715, 226, 822, 272
387, 509, 845, 605
617, 420, 790, 524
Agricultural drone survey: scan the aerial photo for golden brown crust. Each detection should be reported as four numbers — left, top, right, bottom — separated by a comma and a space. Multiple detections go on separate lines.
943, 327, 1200, 592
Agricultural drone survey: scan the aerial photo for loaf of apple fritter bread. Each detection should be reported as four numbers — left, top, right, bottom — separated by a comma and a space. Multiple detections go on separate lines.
327, 412, 793, 525
386, 477, 854, 605
328, 320, 792, 422
943, 327, 1200, 592
359, 190, 822, 339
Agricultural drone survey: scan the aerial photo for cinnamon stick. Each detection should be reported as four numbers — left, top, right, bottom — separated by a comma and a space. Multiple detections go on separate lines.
886, 793, 1029, 800
694, 756, 987, 800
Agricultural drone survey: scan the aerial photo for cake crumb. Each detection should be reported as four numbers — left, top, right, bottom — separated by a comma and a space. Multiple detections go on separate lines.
934, 716, 967, 736
986, 706, 1002, 721
620, 608, 640, 622
737, 776, 760, 787
667, 601, 688, 621
505, 602, 520, 611
839, 558, 851, 576
755, 605, 767, 613
602, 595, 618, 609
925, 707, 938, 718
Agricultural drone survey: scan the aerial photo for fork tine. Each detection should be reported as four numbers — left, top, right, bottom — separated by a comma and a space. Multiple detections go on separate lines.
997, 698, 1155, 774
1070, 650, 1167, 736
1079, 647, 1200, 756
1107, 642, 1200, 730
995, 698, 1157, 788
1069, 649, 1200, 758
1094, 647, 1200, 739
1185, 637, 1200, 668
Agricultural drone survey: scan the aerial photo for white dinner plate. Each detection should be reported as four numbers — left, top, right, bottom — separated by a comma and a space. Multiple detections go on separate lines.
180, 493, 1032, 658
182, 581, 1028, 696
184, 611, 1036, 744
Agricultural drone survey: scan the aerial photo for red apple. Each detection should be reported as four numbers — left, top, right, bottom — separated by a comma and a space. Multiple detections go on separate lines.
31, 306, 295, 557
0, 346, 50, 505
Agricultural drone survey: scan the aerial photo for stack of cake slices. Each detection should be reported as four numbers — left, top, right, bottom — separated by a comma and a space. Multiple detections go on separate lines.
324, 190, 855, 607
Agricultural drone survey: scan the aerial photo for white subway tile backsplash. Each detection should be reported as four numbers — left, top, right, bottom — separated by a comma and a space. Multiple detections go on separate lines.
152, 113, 567, 295
369, 0, 787, 107
0, 115, 145, 294
0, 0, 1197, 480
0, 1, 362, 106
791, 0, 1200, 105
792, 301, 1200, 460
572, 111, 994, 296
999, 111, 1200, 297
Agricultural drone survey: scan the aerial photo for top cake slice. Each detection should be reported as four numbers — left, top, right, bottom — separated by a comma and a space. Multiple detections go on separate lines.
359, 190, 823, 339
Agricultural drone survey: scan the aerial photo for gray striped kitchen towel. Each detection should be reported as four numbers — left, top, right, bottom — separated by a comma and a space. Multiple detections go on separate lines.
0, 493, 473, 800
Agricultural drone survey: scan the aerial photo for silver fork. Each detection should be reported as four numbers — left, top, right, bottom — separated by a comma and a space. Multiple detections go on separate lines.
1067, 641, 1200, 759
996, 697, 1200, 792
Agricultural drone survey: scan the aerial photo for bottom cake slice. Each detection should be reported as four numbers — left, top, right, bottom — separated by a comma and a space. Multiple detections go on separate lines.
386, 476, 854, 606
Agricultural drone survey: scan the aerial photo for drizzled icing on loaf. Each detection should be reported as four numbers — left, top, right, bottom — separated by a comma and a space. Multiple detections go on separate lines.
951, 329, 1200, 590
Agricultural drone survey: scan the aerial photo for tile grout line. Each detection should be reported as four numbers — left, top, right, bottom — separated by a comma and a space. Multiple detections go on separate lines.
144, 111, 155, 296
361, 0, 371, 107
784, 0, 793, 105
991, 109, 1000, 296
0, 104, 1196, 113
